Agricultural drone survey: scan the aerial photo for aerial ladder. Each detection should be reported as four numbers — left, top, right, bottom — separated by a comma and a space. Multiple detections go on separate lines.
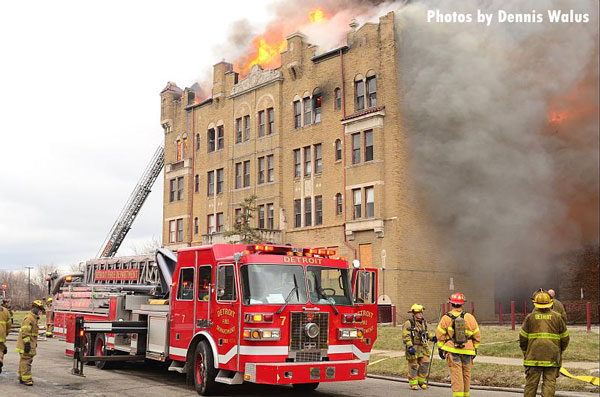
97, 146, 164, 258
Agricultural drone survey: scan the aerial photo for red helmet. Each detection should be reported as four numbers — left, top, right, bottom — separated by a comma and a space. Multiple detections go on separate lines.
449, 292, 466, 305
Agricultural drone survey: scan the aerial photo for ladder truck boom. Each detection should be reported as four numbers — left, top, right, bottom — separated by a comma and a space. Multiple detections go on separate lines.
97, 146, 164, 258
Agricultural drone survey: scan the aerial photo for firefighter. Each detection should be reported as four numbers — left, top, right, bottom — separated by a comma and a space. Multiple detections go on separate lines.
547, 289, 567, 324
402, 303, 437, 390
436, 292, 480, 397
45, 297, 54, 337
0, 298, 11, 373
16, 300, 45, 386
520, 289, 569, 397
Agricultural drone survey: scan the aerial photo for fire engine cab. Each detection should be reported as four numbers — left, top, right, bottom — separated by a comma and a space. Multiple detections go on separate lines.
56, 244, 378, 395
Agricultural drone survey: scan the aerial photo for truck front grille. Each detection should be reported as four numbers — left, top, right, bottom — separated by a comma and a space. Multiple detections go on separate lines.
290, 311, 329, 361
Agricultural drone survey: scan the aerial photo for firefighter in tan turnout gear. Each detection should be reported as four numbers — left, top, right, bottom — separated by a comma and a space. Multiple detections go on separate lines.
436, 292, 480, 397
0, 298, 11, 373
520, 289, 569, 397
16, 300, 45, 385
45, 297, 54, 337
403, 304, 436, 390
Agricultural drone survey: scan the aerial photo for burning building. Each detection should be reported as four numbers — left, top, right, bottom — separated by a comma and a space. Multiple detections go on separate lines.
159, 10, 496, 321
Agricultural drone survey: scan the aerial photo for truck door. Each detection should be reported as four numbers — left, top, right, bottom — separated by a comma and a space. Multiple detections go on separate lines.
170, 266, 195, 359
211, 263, 239, 371
352, 268, 378, 359
195, 264, 212, 329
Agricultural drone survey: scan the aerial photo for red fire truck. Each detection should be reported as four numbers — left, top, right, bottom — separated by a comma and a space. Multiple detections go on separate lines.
55, 244, 378, 395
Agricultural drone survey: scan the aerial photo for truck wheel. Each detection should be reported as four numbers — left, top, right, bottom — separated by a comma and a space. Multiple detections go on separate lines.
193, 341, 217, 395
292, 383, 319, 392
94, 334, 113, 369
83, 333, 94, 365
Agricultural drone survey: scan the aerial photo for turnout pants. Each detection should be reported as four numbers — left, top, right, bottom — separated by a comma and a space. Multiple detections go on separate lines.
19, 353, 34, 382
0, 341, 5, 365
446, 352, 472, 397
407, 356, 430, 387
524, 367, 559, 397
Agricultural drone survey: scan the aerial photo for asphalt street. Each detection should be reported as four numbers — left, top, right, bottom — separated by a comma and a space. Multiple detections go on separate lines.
0, 337, 545, 396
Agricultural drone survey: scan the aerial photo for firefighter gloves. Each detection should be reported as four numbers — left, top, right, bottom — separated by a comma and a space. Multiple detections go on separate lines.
439, 349, 446, 360
407, 346, 416, 356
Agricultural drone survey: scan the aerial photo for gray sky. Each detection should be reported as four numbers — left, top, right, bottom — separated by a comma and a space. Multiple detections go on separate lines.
0, 0, 272, 270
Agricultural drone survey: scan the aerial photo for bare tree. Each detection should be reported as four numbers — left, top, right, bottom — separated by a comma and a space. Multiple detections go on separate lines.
131, 237, 162, 255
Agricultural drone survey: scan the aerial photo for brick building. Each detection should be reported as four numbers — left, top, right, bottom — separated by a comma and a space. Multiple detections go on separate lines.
159, 12, 495, 321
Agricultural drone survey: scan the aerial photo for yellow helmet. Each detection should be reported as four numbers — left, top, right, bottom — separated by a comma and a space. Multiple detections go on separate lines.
532, 289, 553, 309
408, 303, 424, 313
47, 297, 53, 303
32, 300, 45, 310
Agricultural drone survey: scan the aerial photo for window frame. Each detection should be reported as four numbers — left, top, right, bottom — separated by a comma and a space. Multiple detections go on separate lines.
244, 115, 251, 141
177, 177, 184, 200
366, 75, 377, 107
216, 212, 224, 233
267, 107, 274, 135
352, 133, 361, 164
176, 218, 184, 241
304, 197, 312, 227
216, 125, 224, 150
353, 188, 362, 220
267, 203, 274, 229
176, 267, 195, 301
335, 139, 342, 161
257, 156, 265, 185
365, 186, 375, 218
303, 97, 312, 126
314, 144, 322, 174
258, 204, 265, 229
293, 100, 301, 128
243, 160, 250, 187
197, 265, 212, 301
365, 130, 374, 162
294, 149, 301, 178
169, 179, 176, 202
235, 117, 242, 144
334, 87, 341, 110
355, 80, 365, 111
235, 162, 242, 189
258, 110, 265, 137
267, 155, 274, 182
303, 146, 312, 176
207, 214, 215, 234
207, 170, 215, 196
216, 264, 238, 302
207, 128, 216, 152
194, 174, 199, 193
169, 220, 176, 243
294, 199, 301, 228
336, 193, 343, 216
315, 195, 322, 226
313, 93, 322, 123
216, 168, 224, 194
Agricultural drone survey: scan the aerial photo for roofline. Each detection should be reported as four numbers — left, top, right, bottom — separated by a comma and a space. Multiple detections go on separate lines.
312, 46, 349, 63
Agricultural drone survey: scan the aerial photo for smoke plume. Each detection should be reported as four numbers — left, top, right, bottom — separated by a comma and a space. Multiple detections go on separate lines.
395, 0, 598, 288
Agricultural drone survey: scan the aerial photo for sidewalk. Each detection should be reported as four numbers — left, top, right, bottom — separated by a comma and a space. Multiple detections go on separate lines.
370, 349, 599, 370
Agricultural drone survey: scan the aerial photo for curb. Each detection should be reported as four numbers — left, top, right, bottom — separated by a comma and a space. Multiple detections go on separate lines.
366, 374, 598, 396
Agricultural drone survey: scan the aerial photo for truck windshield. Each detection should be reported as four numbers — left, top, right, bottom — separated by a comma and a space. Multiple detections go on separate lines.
307, 266, 353, 306
240, 264, 308, 305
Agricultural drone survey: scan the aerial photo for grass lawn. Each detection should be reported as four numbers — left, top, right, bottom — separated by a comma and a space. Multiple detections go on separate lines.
375, 324, 599, 362
368, 354, 598, 393
10, 310, 47, 328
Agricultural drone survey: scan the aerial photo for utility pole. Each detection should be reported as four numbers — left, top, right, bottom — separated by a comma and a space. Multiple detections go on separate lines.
25, 266, 34, 304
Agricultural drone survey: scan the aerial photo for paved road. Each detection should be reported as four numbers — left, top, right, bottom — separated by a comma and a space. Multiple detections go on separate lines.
0, 338, 541, 396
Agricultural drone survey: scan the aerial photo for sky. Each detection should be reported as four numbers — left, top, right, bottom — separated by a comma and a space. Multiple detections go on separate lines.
0, 0, 273, 270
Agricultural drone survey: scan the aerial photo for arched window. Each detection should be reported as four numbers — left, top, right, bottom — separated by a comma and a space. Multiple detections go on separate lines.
366, 70, 377, 108
182, 136, 188, 158
354, 74, 365, 112
336, 193, 343, 216
176, 139, 182, 161
334, 87, 341, 110
335, 139, 342, 161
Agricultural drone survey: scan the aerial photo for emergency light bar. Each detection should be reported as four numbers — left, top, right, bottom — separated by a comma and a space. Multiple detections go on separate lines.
245, 244, 339, 258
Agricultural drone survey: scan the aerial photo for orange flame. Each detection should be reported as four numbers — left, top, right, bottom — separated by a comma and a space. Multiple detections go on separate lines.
235, 8, 329, 78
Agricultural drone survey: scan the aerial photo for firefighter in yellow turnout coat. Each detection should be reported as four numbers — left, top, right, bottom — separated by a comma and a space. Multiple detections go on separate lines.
16, 300, 45, 385
0, 299, 11, 373
45, 297, 54, 337
436, 292, 480, 397
403, 304, 436, 390
520, 289, 569, 397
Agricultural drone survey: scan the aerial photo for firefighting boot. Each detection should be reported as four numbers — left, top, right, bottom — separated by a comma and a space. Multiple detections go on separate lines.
410, 385, 419, 390
420, 383, 428, 390
20, 379, 33, 386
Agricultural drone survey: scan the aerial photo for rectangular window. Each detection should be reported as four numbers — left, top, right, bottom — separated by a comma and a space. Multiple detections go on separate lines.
352, 133, 361, 164
293, 100, 301, 128
267, 155, 274, 182
169, 179, 176, 202
194, 174, 199, 193
169, 220, 176, 243
355, 80, 365, 111
235, 118, 242, 143
217, 265, 237, 301
176, 218, 184, 241
208, 128, 216, 152
365, 130, 373, 162
243, 160, 250, 187
244, 115, 251, 140
194, 217, 199, 235
304, 146, 311, 176
267, 203, 274, 229
258, 110, 265, 137
314, 144, 322, 174
257, 157, 265, 184
353, 189, 361, 220
303, 97, 311, 125
315, 195, 322, 226
305, 197, 312, 227
216, 168, 224, 194
216, 212, 224, 233
365, 186, 374, 218
335, 88, 341, 110
258, 205, 265, 229
294, 199, 301, 228
177, 267, 194, 300
196, 133, 200, 151
198, 266, 212, 301
235, 162, 242, 189
267, 108, 274, 135
235, 208, 242, 227
313, 94, 322, 123
367, 75, 377, 107
177, 177, 184, 200
207, 214, 215, 234
336, 193, 343, 216
217, 126, 224, 150
207, 171, 214, 196
294, 149, 301, 178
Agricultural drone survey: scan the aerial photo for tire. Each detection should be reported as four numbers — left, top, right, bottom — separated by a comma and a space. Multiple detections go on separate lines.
83, 333, 94, 365
292, 383, 320, 392
192, 341, 217, 395
94, 334, 114, 369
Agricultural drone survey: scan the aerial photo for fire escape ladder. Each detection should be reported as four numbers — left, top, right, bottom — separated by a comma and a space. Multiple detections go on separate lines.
97, 146, 165, 258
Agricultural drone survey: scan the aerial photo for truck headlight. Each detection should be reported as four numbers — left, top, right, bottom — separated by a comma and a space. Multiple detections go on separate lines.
243, 328, 281, 341
338, 328, 364, 340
